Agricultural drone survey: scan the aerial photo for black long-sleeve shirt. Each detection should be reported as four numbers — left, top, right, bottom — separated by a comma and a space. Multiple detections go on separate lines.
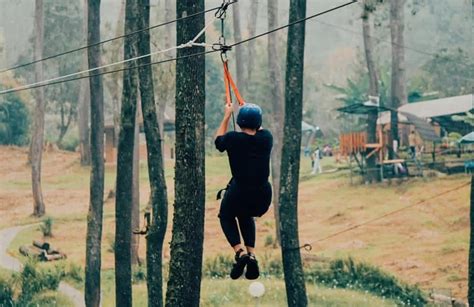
215, 129, 273, 187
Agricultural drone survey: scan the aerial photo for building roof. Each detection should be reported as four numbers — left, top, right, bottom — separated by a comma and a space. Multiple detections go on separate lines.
378, 94, 473, 124
402, 112, 441, 142
459, 131, 474, 144
337, 102, 392, 115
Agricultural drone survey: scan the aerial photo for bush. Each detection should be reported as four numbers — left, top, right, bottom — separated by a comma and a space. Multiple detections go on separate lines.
18, 260, 63, 304
40, 217, 54, 237
0, 277, 14, 307
132, 265, 147, 284
0, 92, 30, 146
59, 134, 79, 152
203, 254, 234, 278
307, 258, 427, 306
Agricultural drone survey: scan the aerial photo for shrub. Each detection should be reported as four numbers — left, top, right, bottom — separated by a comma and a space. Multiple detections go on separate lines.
132, 265, 147, 284
0, 277, 14, 307
307, 258, 427, 306
59, 134, 79, 152
18, 260, 63, 304
203, 255, 234, 278
40, 217, 54, 237
0, 92, 30, 146
261, 257, 283, 278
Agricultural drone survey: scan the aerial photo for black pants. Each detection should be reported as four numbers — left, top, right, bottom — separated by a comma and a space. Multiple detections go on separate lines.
219, 180, 272, 248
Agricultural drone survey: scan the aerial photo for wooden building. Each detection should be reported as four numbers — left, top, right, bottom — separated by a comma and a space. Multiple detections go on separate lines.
104, 106, 175, 164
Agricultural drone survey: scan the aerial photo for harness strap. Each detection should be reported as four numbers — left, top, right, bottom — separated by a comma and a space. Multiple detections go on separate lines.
223, 60, 245, 106
223, 61, 232, 106
216, 178, 233, 200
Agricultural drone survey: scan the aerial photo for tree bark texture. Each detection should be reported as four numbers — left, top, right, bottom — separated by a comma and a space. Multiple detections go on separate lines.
78, 0, 91, 166
469, 175, 474, 305
165, 1, 206, 306
31, 0, 46, 217
131, 96, 140, 265
232, 1, 246, 95
389, 0, 407, 150
246, 0, 259, 86
362, 2, 379, 183
84, 0, 105, 306
157, 0, 175, 156
113, 0, 126, 147
267, 0, 284, 245
279, 0, 308, 306
115, 0, 140, 305
137, 3, 169, 306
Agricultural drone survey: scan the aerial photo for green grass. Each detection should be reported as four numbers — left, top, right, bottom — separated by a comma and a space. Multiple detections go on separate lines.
98, 274, 397, 307
200, 278, 397, 307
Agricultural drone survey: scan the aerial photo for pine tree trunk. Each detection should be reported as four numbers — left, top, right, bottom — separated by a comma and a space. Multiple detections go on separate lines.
232, 1, 246, 94
246, 0, 259, 86
279, 0, 308, 306
84, 0, 105, 306
137, 3, 168, 306
362, 3, 379, 183
115, 0, 140, 305
469, 175, 474, 305
131, 96, 140, 265
31, 0, 46, 217
268, 0, 284, 246
157, 0, 175, 156
113, 0, 126, 150
389, 0, 407, 155
78, 0, 91, 166
165, 1, 205, 306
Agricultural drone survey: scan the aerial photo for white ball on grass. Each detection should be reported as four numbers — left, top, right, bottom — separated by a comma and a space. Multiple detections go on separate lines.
248, 281, 265, 298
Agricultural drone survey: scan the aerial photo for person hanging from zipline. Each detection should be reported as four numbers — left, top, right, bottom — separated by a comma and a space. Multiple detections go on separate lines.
215, 102, 273, 280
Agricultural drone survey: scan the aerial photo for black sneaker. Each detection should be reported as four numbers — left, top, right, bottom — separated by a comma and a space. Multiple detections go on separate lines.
230, 249, 249, 280
245, 253, 259, 280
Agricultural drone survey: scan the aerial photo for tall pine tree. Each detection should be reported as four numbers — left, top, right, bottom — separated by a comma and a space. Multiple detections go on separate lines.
279, 0, 308, 305
165, 1, 206, 306
84, 0, 105, 306
137, 1, 169, 306
389, 0, 407, 154
115, 0, 140, 305
362, 0, 380, 182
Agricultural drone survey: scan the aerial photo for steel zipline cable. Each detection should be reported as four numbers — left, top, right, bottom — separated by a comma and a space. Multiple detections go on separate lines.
285, 180, 471, 252
0, 0, 358, 96
0, 3, 233, 74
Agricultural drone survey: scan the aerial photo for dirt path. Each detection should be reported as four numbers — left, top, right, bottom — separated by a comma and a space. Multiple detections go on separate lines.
0, 225, 85, 307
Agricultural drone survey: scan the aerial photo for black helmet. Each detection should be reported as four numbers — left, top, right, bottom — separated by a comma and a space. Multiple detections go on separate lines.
237, 103, 262, 129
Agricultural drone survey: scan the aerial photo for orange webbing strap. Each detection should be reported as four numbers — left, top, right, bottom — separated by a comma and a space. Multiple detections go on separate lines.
223, 61, 232, 106
223, 61, 245, 107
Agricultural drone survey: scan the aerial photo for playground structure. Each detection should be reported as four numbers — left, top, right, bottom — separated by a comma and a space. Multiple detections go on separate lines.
337, 95, 474, 181
338, 129, 410, 181
337, 103, 413, 181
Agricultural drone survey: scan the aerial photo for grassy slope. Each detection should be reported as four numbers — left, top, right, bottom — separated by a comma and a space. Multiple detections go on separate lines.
0, 146, 470, 301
